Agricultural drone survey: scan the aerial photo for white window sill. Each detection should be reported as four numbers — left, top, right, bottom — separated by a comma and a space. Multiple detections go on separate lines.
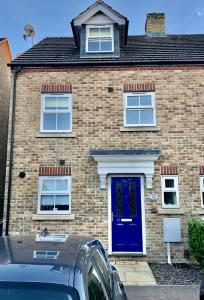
36, 133, 76, 138
32, 214, 75, 221
192, 210, 204, 215
120, 126, 160, 132
158, 208, 185, 215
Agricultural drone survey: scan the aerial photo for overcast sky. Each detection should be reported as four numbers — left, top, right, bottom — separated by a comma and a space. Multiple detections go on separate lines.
1, 0, 204, 58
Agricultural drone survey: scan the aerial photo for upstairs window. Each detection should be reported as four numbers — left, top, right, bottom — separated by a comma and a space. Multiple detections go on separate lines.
86, 25, 114, 53
161, 176, 179, 208
41, 94, 72, 132
124, 92, 156, 127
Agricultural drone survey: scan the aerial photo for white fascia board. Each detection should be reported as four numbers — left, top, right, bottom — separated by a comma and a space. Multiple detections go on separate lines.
74, 4, 126, 26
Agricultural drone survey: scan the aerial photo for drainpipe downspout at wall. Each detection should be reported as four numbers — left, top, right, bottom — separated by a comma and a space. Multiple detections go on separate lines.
5, 66, 21, 236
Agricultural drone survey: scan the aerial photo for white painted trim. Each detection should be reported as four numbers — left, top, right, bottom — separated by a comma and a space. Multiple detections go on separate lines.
111, 252, 144, 256
200, 176, 204, 208
33, 250, 59, 259
124, 92, 156, 127
161, 175, 180, 209
92, 154, 160, 189
86, 24, 114, 53
40, 93, 72, 133
108, 175, 146, 256
37, 176, 72, 215
73, 3, 126, 26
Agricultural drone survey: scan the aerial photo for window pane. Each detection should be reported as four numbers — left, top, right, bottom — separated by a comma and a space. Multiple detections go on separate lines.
88, 266, 107, 300
56, 179, 68, 191
89, 27, 100, 37
116, 181, 124, 216
95, 250, 111, 291
202, 192, 204, 205
126, 110, 139, 125
43, 114, 56, 130
165, 179, 174, 188
57, 113, 70, 131
127, 96, 139, 106
35, 251, 46, 258
45, 97, 57, 110
88, 40, 100, 52
41, 195, 54, 211
140, 95, 152, 106
55, 195, 69, 211
129, 182, 137, 217
140, 109, 154, 124
42, 179, 55, 191
164, 192, 177, 205
101, 40, 112, 51
100, 27, 111, 37
57, 97, 69, 110
0, 285, 74, 300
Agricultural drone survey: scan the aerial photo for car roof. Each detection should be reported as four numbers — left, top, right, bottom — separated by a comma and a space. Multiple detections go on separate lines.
0, 235, 95, 286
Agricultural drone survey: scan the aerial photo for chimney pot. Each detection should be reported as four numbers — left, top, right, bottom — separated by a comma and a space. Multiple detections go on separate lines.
145, 13, 166, 37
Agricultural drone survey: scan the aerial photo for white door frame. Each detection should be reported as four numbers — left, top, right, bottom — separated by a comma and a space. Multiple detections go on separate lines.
108, 174, 146, 256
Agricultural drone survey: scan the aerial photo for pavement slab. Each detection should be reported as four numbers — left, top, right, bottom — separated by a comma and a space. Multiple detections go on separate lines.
113, 262, 157, 286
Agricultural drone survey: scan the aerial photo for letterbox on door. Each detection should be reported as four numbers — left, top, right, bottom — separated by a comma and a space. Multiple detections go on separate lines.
163, 218, 181, 243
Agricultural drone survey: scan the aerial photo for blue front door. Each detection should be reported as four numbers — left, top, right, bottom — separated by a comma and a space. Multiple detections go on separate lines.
111, 177, 143, 253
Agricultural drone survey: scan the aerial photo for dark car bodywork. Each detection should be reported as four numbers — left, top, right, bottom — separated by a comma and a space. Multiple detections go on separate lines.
0, 235, 126, 300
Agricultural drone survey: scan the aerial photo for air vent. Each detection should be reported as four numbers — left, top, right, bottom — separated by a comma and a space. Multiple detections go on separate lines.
35, 234, 68, 243
33, 250, 59, 260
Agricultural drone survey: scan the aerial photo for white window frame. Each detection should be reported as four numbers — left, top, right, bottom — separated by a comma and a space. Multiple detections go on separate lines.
86, 25, 114, 53
200, 176, 204, 208
40, 93, 72, 133
124, 92, 156, 127
33, 250, 59, 260
161, 175, 179, 209
38, 176, 71, 215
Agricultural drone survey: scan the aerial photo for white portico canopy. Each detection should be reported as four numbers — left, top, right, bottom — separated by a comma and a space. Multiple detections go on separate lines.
90, 149, 161, 189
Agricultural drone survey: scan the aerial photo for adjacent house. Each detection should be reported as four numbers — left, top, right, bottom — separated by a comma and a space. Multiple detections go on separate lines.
0, 38, 11, 236
4, 0, 204, 261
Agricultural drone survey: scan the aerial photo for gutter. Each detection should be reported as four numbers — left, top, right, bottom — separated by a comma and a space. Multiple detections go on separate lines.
8, 59, 204, 69
5, 66, 21, 236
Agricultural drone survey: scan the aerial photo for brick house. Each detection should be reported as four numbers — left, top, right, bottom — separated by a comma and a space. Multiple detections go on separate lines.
0, 38, 11, 235
4, 0, 204, 261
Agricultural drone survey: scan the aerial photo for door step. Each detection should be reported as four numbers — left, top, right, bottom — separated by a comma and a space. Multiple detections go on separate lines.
111, 261, 157, 286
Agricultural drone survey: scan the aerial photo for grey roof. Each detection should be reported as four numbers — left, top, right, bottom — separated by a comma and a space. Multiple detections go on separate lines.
10, 34, 204, 68
90, 149, 161, 156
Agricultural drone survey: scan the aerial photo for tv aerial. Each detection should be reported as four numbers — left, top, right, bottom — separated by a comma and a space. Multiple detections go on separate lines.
23, 24, 35, 45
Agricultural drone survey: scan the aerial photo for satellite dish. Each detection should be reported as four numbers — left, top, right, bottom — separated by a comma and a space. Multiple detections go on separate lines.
23, 24, 35, 45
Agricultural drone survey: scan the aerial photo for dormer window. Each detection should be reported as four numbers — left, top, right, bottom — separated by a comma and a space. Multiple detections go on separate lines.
86, 25, 114, 53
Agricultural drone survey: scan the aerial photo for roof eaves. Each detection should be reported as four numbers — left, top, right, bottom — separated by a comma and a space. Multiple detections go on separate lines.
8, 60, 204, 69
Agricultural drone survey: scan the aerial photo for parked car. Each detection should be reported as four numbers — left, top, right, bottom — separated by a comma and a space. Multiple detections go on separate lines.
201, 275, 204, 300
0, 232, 127, 300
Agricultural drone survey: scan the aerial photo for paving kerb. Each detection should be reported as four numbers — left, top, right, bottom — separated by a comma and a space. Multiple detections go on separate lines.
125, 285, 200, 300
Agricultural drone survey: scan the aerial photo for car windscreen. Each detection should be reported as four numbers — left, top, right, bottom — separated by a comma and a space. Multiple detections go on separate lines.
0, 282, 79, 300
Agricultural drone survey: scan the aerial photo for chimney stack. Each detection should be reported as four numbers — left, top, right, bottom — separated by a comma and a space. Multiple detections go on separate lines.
145, 13, 166, 37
